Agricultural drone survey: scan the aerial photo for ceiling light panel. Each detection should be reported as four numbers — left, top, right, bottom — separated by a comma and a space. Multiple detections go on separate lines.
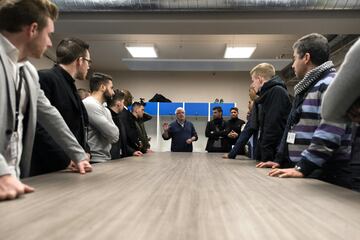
125, 44, 158, 58
224, 45, 257, 59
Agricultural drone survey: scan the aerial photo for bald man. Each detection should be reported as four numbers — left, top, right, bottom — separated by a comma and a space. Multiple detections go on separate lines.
162, 107, 198, 152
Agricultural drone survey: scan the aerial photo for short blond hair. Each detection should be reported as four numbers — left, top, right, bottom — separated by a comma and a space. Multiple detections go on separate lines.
250, 63, 276, 80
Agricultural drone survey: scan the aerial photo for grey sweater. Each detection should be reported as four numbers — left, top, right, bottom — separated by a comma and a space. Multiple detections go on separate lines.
83, 96, 119, 162
322, 38, 360, 123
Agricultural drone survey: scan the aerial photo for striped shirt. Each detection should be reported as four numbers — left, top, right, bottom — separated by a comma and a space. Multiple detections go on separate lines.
288, 72, 352, 168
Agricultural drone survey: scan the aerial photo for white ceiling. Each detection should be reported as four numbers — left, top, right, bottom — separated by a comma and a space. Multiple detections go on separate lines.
47, 10, 360, 72
49, 34, 299, 71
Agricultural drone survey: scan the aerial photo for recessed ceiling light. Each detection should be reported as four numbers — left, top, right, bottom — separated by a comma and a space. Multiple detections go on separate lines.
125, 44, 158, 58
224, 44, 257, 59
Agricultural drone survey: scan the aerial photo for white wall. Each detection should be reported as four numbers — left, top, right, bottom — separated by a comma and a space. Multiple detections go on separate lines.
29, 56, 54, 70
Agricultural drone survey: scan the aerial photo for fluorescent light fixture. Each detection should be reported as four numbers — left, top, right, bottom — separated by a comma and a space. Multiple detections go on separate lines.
224, 44, 257, 59
125, 44, 158, 58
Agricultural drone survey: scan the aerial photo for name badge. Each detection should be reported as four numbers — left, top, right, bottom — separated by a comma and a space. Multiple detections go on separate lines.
5, 132, 19, 166
287, 132, 296, 144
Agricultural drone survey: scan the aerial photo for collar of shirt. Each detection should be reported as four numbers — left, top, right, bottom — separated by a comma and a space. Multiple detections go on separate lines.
91, 96, 104, 106
0, 33, 20, 65
229, 117, 239, 123
56, 65, 76, 84
177, 120, 186, 127
0, 33, 27, 88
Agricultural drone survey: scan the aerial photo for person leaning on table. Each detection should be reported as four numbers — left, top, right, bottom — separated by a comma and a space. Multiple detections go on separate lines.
0, 0, 92, 201
257, 33, 352, 189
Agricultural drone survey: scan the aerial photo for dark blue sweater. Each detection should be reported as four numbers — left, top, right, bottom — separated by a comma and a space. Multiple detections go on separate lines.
228, 110, 258, 159
162, 120, 198, 152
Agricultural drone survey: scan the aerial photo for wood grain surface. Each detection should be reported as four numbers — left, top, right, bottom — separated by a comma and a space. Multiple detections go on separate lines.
1, 152, 360, 240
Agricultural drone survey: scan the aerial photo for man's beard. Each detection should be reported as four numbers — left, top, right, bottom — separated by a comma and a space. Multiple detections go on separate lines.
177, 117, 185, 123
104, 90, 113, 102
75, 70, 86, 80
27, 39, 45, 59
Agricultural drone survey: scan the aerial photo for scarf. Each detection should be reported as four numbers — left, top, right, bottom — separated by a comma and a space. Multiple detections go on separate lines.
294, 61, 336, 96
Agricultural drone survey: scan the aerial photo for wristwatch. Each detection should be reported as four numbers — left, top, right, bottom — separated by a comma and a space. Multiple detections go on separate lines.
294, 165, 302, 172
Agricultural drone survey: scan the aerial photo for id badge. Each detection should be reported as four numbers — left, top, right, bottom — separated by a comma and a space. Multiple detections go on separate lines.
287, 131, 296, 144
5, 132, 19, 166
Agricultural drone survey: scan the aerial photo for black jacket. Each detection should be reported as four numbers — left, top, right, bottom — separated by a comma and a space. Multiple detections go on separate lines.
255, 76, 291, 161
205, 118, 230, 152
118, 109, 141, 155
135, 118, 150, 153
30, 65, 90, 176
149, 93, 171, 102
108, 108, 131, 159
226, 118, 246, 146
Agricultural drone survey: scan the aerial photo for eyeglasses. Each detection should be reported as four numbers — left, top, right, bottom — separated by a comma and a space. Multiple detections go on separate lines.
82, 57, 92, 66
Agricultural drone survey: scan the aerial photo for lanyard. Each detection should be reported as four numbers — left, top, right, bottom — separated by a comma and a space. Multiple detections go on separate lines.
0, 55, 24, 132
14, 66, 25, 132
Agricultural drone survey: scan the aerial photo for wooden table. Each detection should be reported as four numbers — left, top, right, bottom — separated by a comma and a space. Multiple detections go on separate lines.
1, 152, 360, 240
